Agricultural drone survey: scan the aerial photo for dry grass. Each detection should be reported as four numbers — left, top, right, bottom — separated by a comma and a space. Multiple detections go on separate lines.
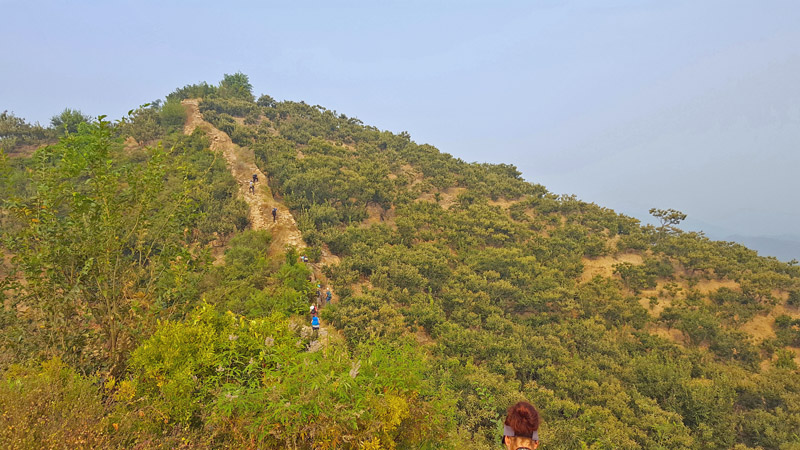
488, 197, 518, 209
3, 142, 49, 159
361, 203, 396, 228
401, 164, 423, 187
648, 325, 688, 345
742, 304, 800, 343
741, 313, 777, 342
693, 278, 739, 294
638, 292, 673, 317
580, 253, 643, 283
416, 186, 466, 209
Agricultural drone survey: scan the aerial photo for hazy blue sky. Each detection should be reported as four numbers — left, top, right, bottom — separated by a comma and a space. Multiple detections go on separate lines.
3, 0, 799, 256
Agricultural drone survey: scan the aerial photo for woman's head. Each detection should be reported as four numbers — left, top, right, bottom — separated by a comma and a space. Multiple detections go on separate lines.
503, 401, 539, 450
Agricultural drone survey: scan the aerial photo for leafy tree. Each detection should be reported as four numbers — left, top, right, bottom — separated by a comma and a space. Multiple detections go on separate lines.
4, 120, 167, 371
650, 207, 687, 235
130, 303, 455, 448
2, 118, 232, 374
257, 94, 276, 108
1, 111, 50, 150
218, 72, 254, 101
116, 103, 162, 142
50, 108, 91, 135
159, 98, 187, 133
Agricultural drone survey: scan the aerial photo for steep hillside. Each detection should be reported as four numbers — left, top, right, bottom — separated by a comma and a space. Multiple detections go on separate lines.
184, 79, 800, 449
1, 74, 799, 449
0, 87, 451, 449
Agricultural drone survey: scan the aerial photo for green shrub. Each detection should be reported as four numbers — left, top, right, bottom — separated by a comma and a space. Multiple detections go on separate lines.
788, 289, 800, 307
613, 262, 654, 293
50, 108, 90, 135
217, 72, 254, 102
166, 81, 217, 101
1, 111, 52, 150
160, 99, 187, 133
130, 304, 455, 448
117, 105, 163, 142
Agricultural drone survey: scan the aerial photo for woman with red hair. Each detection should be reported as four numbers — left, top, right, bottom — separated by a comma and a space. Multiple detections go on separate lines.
502, 401, 540, 450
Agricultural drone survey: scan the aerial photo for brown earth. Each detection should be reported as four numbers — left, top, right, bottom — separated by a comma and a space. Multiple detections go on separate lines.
181, 99, 339, 297
637, 279, 740, 317
362, 203, 396, 228
693, 279, 739, 294
580, 253, 644, 283
637, 289, 674, 317
416, 186, 466, 210
649, 325, 688, 346
402, 164, 423, 187
741, 304, 800, 342
488, 197, 518, 209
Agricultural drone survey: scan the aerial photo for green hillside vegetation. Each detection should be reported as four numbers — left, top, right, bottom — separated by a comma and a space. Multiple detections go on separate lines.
1, 73, 799, 449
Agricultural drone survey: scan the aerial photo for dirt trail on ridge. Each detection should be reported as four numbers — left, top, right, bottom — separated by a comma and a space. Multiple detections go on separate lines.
182, 99, 339, 346
182, 99, 304, 256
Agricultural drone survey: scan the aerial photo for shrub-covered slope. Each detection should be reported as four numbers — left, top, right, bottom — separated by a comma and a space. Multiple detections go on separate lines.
0, 89, 454, 449
184, 79, 800, 449
1, 74, 799, 449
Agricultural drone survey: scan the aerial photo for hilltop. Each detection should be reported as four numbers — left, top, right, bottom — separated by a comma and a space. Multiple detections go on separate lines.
1, 73, 799, 449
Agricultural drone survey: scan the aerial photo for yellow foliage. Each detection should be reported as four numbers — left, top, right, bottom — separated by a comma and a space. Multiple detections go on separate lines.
104, 375, 117, 392
359, 437, 383, 450
369, 392, 412, 449
379, 393, 409, 435
115, 379, 137, 402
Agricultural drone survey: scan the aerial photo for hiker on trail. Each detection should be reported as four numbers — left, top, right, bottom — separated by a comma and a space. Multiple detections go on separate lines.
252, 173, 258, 183
310, 304, 317, 316
502, 401, 540, 450
249, 180, 255, 194
325, 288, 332, 305
311, 315, 320, 339
316, 284, 322, 302
272, 207, 278, 222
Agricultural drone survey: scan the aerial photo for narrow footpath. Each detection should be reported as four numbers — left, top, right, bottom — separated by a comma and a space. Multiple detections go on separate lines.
182, 99, 337, 347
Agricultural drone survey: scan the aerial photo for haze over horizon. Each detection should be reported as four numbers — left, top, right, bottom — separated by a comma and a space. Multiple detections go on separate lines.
3, 0, 798, 259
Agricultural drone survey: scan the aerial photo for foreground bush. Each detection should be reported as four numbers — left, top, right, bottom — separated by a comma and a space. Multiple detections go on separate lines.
0, 359, 112, 448
129, 303, 455, 449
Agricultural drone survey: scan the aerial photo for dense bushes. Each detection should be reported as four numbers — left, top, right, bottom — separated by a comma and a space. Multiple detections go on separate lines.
0, 359, 114, 448
166, 81, 218, 101
3, 74, 800, 449
1, 112, 248, 376
199, 231, 315, 317
0, 111, 52, 151
130, 304, 454, 449
237, 81, 800, 448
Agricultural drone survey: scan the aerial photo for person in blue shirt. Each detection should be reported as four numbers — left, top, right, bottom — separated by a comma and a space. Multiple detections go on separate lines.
311, 315, 320, 339
326, 289, 332, 305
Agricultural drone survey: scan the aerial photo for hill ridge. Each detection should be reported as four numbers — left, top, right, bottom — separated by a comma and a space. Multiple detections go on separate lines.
181, 98, 334, 346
